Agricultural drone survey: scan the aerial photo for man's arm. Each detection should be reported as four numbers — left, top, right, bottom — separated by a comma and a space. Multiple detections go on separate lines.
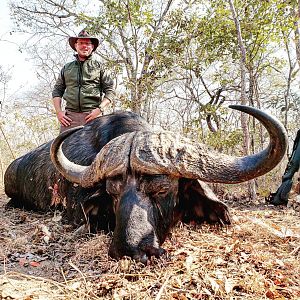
85, 97, 111, 123
52, 96, 72, 126
52, 67, 72, 127
53, 96, 63, 115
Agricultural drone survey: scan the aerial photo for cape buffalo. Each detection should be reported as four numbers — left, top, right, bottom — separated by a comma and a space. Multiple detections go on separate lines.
4, 105, 287, 263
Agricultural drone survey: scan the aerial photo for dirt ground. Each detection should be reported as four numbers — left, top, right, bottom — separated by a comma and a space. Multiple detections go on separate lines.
0, 189, 299, 300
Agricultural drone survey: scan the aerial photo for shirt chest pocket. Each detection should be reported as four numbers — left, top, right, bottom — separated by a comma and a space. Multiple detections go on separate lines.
64, 65, 80, 87
83, 63, 100, 84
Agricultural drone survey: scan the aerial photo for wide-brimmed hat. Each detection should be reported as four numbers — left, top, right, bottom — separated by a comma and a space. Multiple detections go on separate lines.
68, 29, 99, 52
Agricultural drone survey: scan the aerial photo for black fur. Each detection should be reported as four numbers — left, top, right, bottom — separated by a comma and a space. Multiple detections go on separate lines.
5, 111, 231, 262
5, 112, 150, 227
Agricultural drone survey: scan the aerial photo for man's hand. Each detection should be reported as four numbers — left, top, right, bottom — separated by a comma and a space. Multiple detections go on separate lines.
85, 108, 102, 123
57, 111, 72, 126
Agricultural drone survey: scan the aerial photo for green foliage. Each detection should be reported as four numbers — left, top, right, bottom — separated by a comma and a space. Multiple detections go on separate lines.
206, 128, 244, 152
4, 0, 299, 171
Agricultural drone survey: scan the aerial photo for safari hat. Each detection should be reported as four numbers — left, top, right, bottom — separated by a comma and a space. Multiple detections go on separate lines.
68, 29, 99, 52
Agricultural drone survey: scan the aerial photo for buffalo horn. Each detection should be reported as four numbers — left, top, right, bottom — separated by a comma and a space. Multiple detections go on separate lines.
50, 129, 135, 187
129, 105, 287, 183
51, 106, 287, 186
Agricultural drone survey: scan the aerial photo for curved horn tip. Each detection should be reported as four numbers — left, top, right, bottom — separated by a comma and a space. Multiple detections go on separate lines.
50, 125, 87, 185
228, 104, 287, 133
229, 104, 256, 113
58, 125, 84, 138
50, 126, 84, 151
228, 105, 278, 121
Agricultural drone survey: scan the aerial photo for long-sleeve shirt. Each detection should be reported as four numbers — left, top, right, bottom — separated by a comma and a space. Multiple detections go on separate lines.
52, 54, 115, 112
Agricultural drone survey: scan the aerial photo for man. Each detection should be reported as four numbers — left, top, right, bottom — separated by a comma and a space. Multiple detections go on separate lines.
267, 129, 300, 205
52, 29, 115, 132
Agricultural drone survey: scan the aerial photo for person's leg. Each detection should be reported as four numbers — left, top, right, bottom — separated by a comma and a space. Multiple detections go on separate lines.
268, 137, 300, 205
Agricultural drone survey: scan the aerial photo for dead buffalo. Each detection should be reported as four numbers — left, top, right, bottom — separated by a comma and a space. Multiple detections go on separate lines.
4, 105, 287, 263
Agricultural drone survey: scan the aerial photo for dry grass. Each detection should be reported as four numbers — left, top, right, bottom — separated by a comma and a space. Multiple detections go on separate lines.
0, 190, 300, 300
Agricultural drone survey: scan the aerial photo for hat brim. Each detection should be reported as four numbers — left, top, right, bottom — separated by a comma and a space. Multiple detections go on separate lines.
68, 36, 99, 52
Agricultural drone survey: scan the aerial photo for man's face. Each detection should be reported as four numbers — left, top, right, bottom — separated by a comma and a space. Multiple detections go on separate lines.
75, 38, 94, 59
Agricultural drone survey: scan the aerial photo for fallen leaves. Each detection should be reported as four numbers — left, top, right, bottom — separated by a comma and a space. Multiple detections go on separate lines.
1, 192, 300, 299
40, 224, 52, 244
18, 258, 40, 268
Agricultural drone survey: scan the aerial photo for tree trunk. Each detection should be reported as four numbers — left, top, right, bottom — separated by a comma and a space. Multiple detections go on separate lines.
228, 0, 256, 200
0, 150, 3, 188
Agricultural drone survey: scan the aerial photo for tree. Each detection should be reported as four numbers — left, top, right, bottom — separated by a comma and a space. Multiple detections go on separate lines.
228, 0, 257, 199
0, 65, 14, 186
10, 0, 179, 114
6, 0, 300, 198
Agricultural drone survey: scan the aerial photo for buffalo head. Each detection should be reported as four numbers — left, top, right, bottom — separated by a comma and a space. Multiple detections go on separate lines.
50, 105, 287, 263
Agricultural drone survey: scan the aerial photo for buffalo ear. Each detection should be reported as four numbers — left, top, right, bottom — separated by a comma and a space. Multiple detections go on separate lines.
177, 179, 231, 225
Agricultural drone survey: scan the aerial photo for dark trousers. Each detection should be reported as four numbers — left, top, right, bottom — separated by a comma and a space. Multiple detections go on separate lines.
60, 110, 91, 133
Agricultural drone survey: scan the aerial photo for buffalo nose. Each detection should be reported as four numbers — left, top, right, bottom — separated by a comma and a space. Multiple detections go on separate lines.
109, 243, 166, 264
141, 245, 166, 258
133, 246, 166, 264
135, 246, 166, 264
133, 252, 148, 265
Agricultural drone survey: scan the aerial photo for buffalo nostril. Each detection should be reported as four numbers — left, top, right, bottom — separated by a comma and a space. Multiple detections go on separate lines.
141, 245, 166, 258
158, 247, 166, 257
133, 252, 148, 265
140, 253, 148, 264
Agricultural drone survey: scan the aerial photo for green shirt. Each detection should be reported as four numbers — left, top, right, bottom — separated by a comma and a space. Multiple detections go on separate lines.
52, 54, 115, 112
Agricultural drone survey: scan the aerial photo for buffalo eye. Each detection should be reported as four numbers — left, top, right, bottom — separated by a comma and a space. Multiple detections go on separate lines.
140, 175, 178, 200
147, 188, 170, 199
106, 175, 124, 196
